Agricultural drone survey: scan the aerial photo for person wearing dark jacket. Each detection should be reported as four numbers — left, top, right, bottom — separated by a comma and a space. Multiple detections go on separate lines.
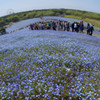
71, 23, 74, 32
89, 25, 94, 36
87, 23, 90, 35
30, 24, 33, 30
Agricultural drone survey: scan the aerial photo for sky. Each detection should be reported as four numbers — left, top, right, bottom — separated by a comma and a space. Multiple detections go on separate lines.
0, 0, 100, 17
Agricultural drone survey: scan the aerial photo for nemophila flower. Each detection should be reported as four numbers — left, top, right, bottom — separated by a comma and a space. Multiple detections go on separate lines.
7, 96, 12, 99
25, 97, 29, 100
69, 97, 72, 99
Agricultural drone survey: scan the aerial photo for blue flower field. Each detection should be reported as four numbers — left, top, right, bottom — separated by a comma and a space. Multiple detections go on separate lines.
0, 28, 100, 100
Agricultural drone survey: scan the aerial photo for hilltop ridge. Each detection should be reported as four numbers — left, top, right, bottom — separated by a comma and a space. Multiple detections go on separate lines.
0, 9, 100, 34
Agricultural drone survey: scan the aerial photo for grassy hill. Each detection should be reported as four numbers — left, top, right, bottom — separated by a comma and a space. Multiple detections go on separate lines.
0, 9, 100, 34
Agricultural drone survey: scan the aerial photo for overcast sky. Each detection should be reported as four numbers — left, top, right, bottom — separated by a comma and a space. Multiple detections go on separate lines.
0, 0, 100, 17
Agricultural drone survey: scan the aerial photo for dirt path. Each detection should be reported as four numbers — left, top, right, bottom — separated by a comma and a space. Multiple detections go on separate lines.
93, 33, 100, 38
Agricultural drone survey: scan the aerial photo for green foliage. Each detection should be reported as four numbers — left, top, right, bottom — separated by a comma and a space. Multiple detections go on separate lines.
65, 15, 100, 28
7, 15, 19, 22
0, 27, 6, 35
65, 9, 100, 20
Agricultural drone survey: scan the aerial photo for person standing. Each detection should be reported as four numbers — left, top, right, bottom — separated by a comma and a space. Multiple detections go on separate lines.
52, 21, 56, 30
56, 22, 60, 31
87, 23, 90, 35
74, 22, 78, 32
79, 21, 84, 33
30, 24, 33, 30
71, 23, 74, 32
81, 21, 84, 33
64, 21, 67, 31
67, 22, 70, 31
89, 24, 94, 36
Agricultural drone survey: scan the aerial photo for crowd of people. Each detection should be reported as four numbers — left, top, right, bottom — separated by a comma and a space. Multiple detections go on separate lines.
29, 20, 94, 36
